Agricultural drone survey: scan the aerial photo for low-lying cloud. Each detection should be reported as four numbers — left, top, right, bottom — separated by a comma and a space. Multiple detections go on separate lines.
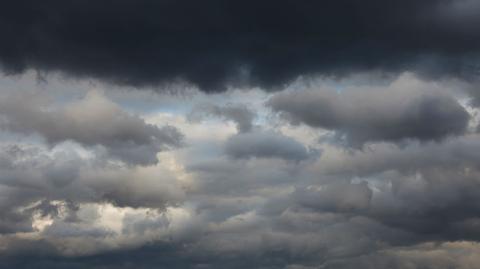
268, 75, 470, 146
1, 0, 480, 91
0, 90, 183, 165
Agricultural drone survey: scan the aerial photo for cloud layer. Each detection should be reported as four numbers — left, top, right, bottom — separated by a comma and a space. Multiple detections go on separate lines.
269, 74, 470, 146
0, 73, 479, 268
1, 1, 480, 268
1, 0, 480, 91
0, 90, 183, 165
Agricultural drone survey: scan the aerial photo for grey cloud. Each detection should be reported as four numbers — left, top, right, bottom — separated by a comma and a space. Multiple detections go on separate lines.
0, 212, 425, 269
2, 0, 480, 266
224, 131, 314, 162
320, 134, 480, 177
324, 242, 480, 269
1, 1, 480, 91
293, 181, 372, 213
186, 157, 306, 196
0, 63, 479, 269
92, 171, 185, 209
2, 135, 480, 269
0, 143, 185, 235
313, 134, 480, 240
1, 106, 479, 269
188, 103, 256, 133
0, 90, 183, 165
268, 77, 470, 146
42, 221, 114, 238
179, 129, 480, 265
0, 208, 33, 234
367, 167, 480, 239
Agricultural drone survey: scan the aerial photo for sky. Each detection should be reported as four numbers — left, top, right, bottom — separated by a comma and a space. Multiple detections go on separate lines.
1, 1, 480, 268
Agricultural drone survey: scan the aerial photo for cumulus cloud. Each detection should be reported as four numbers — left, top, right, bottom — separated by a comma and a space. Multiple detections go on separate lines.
1, 0, 480, 90
307, 133, 480, 241
1, 1, 480, 266
1, 73, 480, 269
0, 142, 185, 236
0, 90, 183, 165
268, 74, 470, 146
224, 130, 315, 162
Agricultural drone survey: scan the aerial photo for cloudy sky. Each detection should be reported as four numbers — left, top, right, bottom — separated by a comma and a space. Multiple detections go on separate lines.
1, 1, 480, 268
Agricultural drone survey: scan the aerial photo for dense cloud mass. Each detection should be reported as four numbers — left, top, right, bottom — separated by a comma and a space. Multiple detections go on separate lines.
269, 75, 470, 146
2, 1, 480, 268
0, 90, 183, 165
224, 131, 313, 162
1, 0, 480, 91
0, 142, 185, 232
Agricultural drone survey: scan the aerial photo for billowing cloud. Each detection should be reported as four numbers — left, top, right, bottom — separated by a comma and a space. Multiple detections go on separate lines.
0, 90, 183, 165
268, 74, 470, 146
311, 134, 480, 240
1, 1, 480, 266
0, 143, 185, 223
224, 130, 315, 162
1, 0, 480, 91
0, 73, 479, 269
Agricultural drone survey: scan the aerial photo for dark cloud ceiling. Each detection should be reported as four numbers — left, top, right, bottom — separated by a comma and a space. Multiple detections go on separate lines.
1, 0, 480, 91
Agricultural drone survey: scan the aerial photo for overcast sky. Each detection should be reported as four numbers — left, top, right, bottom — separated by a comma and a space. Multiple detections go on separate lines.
1, 1, 480, 268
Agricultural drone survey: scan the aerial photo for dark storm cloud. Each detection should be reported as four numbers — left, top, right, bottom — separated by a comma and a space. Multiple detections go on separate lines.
268, 81, 470, 146
2, 3, 480, 264
188, 103, 256, 133
224, 131, 314, 162
1, 0, 480, 91
0, 90, 183, 165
